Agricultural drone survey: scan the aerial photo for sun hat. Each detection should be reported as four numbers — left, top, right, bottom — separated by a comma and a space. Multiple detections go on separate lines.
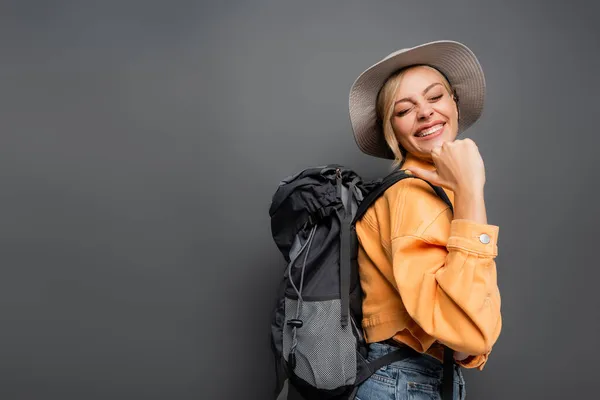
348, 40, 486, 159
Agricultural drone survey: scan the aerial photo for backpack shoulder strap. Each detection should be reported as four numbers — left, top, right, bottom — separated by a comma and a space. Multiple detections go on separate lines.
353, 170, 452, 225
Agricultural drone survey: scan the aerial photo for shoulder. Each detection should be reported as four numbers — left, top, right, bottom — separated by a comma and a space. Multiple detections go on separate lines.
383, 176, 446, 207
382, 177, 452, 238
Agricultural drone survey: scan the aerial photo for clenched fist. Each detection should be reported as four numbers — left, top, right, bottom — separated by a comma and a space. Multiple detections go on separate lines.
406, 138, 485, 196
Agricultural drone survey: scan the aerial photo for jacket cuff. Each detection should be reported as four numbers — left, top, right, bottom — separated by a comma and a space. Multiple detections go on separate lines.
456, 352, 489, 370
447, 219, 499, 257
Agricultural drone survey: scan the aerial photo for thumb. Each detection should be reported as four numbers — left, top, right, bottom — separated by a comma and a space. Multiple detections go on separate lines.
405, 167, 440, 185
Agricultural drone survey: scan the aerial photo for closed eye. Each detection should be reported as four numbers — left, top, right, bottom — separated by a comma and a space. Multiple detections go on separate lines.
395, 107, 412, 117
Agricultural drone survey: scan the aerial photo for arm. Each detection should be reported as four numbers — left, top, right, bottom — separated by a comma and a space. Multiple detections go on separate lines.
392, 212, 501, 364
403, 139, 501, 368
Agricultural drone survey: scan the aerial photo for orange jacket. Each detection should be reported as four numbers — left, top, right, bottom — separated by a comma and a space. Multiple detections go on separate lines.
356, 153, 502, 370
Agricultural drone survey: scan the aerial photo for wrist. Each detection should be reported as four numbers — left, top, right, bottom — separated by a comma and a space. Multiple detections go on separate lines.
453, 187, 487, 224
454, 184, 484, 199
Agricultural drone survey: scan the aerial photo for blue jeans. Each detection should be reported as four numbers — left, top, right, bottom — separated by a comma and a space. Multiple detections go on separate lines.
356, 342, 466, 400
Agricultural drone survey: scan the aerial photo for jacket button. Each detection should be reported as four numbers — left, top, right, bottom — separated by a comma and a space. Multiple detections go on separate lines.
479, 233, 491, 244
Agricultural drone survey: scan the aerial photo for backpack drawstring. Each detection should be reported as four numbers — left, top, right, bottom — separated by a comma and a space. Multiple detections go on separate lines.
286, 224, 316, 370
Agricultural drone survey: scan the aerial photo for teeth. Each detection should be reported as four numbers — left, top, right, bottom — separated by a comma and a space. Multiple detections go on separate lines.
417, 124, 443, 137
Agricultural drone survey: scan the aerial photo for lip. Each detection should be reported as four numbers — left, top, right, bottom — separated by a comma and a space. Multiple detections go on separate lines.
415, 122, 445, 140
415, 121, 446, 135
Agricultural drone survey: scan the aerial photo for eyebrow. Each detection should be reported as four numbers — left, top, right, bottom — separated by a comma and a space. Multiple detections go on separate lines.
394, 83, 443, 105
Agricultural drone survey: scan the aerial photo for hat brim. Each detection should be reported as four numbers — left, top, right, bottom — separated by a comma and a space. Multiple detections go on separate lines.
349, 40, 486, 159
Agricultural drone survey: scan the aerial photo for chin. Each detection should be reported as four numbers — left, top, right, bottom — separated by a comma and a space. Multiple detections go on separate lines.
419, 137, 446, 151
431, 132, 457, 147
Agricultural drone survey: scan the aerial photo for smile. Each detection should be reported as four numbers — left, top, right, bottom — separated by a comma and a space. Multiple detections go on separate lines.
415, 123, 445, 138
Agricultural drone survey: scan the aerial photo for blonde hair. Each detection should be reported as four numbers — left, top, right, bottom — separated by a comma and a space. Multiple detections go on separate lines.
376, 65, 455, 168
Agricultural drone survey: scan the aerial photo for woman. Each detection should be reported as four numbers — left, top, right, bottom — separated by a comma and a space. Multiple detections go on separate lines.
348, 41, 502, 399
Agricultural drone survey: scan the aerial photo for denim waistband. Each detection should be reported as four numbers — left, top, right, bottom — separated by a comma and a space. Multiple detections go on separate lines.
368, 342, 465, 385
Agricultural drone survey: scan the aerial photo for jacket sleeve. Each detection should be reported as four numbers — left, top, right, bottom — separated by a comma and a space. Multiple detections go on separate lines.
391, 215, 502, 365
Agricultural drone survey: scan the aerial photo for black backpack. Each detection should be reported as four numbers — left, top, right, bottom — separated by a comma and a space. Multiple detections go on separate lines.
268, 164, 456, 400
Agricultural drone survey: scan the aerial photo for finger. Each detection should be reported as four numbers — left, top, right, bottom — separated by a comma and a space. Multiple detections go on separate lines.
405, 167, 441, 186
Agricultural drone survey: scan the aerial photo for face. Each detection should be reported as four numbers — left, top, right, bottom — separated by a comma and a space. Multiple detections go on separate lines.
391, 66, 459, 161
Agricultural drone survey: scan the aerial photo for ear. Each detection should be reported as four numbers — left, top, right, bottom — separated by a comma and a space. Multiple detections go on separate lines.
452, 89, 460, 120
452, 89, 459, 103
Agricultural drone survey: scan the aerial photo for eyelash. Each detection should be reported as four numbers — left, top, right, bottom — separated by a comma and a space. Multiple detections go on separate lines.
396, 94, 444, 116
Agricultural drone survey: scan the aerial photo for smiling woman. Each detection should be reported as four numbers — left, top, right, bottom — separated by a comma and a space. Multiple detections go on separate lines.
377, 65, 459, 166
348, 41, 502, 400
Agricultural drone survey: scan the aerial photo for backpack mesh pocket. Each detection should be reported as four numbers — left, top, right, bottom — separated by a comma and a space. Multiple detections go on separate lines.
283, 298, 357, 390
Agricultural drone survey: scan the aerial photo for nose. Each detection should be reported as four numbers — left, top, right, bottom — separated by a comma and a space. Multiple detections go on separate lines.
417, 102, 434, 120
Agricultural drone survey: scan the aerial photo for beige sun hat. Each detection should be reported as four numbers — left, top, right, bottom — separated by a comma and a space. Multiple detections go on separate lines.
348, 40, 486, 159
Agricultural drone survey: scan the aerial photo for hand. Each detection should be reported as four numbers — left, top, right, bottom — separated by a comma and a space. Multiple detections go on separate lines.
453, 351, 471, 361
406, 139, 486, 196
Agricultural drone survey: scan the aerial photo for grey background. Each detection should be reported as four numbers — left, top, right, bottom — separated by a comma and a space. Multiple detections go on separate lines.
1, 1, 598, 399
